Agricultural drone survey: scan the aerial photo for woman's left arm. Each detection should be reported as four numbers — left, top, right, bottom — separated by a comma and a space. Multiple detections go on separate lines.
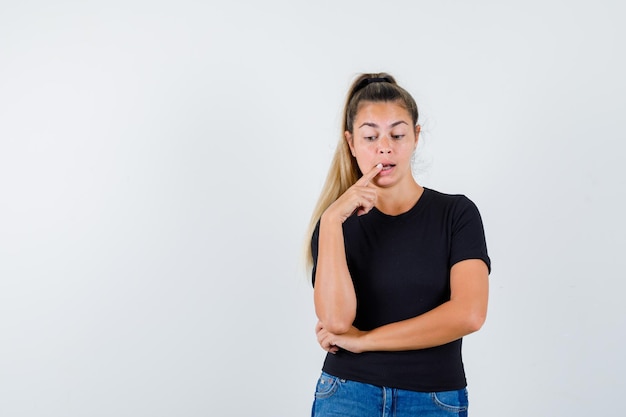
316, 259, 489, 353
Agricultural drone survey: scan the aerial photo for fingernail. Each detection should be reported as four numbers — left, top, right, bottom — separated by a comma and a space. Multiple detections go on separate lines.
376, 163, 382, 169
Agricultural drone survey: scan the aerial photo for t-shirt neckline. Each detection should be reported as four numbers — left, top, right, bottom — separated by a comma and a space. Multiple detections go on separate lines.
369, 187, 432, 221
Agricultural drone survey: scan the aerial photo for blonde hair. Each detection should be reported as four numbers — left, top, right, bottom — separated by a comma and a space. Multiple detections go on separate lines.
304, 72, 419, 269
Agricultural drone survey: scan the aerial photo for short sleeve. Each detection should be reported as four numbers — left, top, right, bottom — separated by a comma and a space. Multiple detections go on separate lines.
449, 197, 491, 273
310, 220, 321, 287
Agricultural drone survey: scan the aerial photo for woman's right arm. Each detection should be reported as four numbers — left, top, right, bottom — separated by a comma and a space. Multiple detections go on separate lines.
313, 164, 382, 334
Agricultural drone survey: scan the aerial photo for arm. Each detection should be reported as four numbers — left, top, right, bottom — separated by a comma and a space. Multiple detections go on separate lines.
314, 164, 382, 334
316, 259, 489, 353
313, 215, 357, 334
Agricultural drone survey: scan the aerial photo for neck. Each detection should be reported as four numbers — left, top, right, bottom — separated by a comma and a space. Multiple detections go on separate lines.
375, 180, 424, 216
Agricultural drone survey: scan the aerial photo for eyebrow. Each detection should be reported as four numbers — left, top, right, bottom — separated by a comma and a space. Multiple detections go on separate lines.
358, 121, 409, 129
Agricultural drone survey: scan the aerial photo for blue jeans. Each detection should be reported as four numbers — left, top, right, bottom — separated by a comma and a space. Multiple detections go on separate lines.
312, 372, 469, 417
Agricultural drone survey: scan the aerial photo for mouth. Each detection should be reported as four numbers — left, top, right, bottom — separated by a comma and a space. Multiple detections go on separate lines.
380, 163, 396, 171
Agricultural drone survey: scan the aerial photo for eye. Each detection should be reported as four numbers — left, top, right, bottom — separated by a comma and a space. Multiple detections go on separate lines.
391, 134, 405, 140
364, 136, 377, 141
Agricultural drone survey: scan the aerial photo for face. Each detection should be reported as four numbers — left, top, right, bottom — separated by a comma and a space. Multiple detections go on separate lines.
345, 101, 420, 188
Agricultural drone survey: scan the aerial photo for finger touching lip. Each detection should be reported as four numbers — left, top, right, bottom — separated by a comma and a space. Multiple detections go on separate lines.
379, 163, 396, 171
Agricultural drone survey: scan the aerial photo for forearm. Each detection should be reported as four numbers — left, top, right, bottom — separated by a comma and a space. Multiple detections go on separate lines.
361, 299, 485, 351
361, 260, 489, 352
313, 215, 356, 334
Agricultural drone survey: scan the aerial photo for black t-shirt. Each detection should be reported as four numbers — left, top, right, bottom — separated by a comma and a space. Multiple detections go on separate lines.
311, 188, 491, 392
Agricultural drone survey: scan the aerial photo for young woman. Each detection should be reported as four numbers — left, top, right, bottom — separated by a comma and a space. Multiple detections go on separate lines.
306, 73, 490, 416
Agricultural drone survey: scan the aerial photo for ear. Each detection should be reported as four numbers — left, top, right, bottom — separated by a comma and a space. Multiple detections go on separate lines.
414, 124, 421, 149
345, 131, 356, 157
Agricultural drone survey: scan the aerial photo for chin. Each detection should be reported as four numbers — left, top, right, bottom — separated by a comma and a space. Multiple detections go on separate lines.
374, 178, 396, 188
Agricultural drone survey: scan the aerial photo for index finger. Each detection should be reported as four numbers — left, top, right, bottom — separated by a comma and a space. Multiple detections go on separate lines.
356, 163, 383, 186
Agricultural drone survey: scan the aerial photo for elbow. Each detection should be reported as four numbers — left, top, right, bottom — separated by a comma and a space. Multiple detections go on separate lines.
316, 311, 355, 334
323, 319, 353, 335
314, 297, 356, 334
464, 309, 487, 334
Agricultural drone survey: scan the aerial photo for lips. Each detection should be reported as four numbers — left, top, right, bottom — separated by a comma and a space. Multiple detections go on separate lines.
380, 163, 396, 171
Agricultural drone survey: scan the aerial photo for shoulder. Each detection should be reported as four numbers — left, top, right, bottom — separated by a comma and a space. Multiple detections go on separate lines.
425, 190, 491, 272
422, 188, 486, 232
423, 188, 478, 212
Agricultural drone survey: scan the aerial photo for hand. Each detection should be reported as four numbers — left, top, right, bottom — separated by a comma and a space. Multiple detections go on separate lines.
315, 321, 368, 354
323, 164, 383, 223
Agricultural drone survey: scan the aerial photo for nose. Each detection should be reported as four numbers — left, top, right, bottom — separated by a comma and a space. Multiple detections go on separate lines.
378, 136, 391, 154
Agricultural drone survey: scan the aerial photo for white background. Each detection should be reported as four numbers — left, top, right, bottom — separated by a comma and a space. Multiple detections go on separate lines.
1, 1, 624, 416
